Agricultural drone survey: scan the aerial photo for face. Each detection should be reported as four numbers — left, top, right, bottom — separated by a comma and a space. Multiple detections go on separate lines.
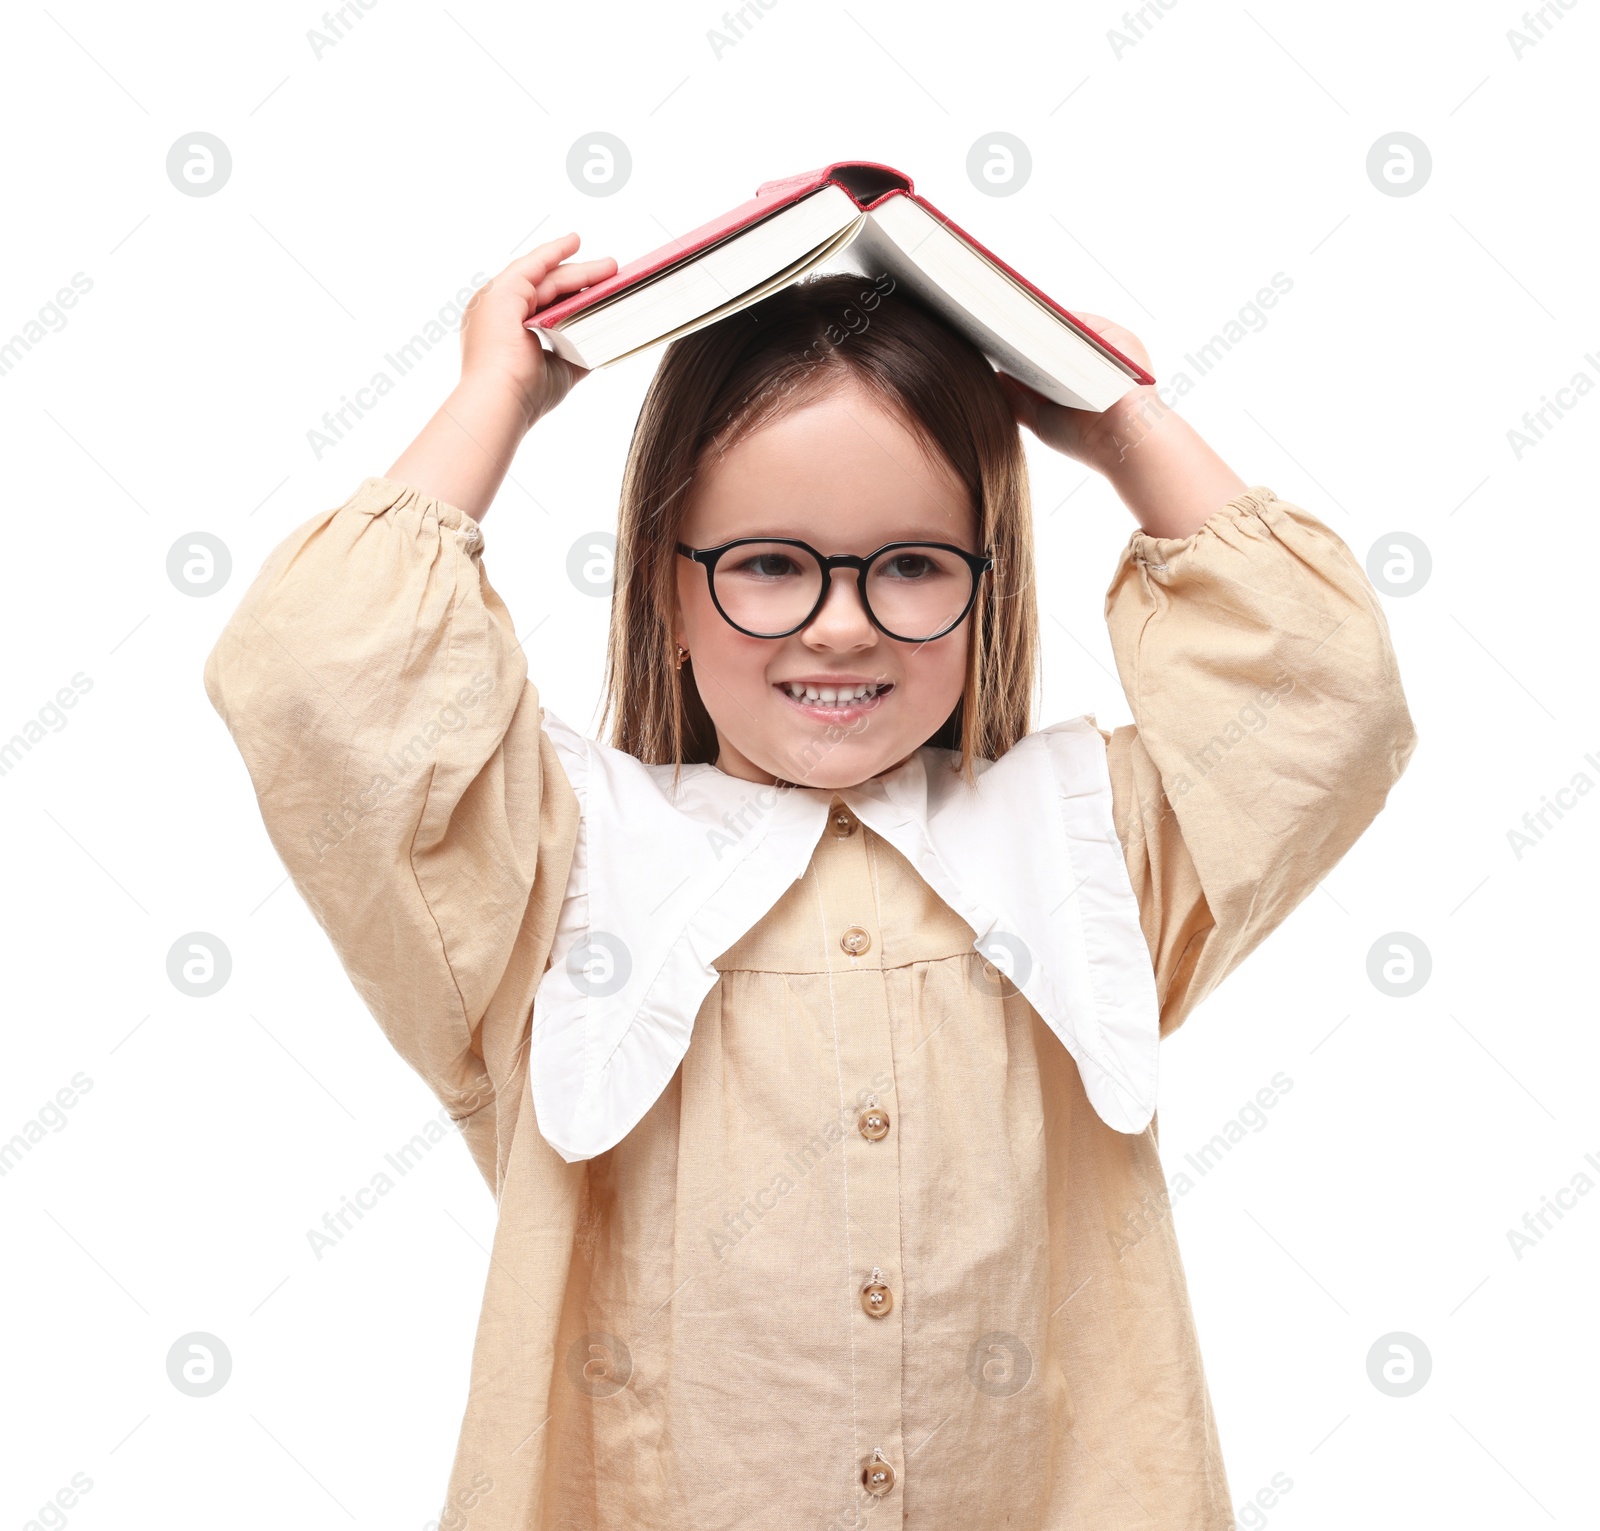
674, 377, 979, 789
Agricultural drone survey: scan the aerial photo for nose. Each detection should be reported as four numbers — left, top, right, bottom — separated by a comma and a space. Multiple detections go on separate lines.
801, 568, 876, 650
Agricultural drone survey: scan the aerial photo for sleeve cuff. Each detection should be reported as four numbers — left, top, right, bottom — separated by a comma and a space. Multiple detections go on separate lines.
345, 476, 483, 553
1124, 483, 1281, 571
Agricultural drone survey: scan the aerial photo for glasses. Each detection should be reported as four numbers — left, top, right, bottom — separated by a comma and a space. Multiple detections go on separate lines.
676, 536, 994, 643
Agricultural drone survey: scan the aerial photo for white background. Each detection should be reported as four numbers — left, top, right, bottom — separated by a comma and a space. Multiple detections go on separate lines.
2, 1, 1596, 1526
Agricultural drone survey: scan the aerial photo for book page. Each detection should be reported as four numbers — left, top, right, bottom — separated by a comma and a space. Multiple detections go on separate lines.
595, 215, 868, 367
557, 187, 861, 365
838, 201, 1135, 411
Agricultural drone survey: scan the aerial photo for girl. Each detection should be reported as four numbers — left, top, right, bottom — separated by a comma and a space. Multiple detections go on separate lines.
205, 232, 1415, 1529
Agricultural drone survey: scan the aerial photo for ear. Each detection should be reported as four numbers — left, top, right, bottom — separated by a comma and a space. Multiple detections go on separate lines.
671, 553, 692, 650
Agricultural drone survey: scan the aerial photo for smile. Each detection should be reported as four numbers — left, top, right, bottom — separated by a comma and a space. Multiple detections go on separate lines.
776, 680, 893, 717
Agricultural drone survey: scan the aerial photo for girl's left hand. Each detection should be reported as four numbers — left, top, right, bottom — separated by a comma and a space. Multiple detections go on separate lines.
1002, 314, 1248, 537
997, 313, 1158, 470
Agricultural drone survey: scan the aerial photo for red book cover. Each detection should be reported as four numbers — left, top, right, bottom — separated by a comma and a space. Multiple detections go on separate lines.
529, 160, 1156, 388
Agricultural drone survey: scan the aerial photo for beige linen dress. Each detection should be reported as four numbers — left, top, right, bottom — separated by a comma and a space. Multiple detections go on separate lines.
203, 476, 1416, 1530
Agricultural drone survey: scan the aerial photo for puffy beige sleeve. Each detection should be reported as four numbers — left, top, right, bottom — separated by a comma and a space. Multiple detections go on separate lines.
203, 477, 579, 1191
1100, 483, 1417, 1037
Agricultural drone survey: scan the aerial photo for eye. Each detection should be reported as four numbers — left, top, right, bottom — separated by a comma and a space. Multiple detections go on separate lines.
879, 551, 941, 580
728, 551, 803, 580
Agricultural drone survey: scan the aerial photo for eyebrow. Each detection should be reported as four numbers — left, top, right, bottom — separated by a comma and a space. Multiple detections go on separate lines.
689, 528, 980, 555
689, 502, 977, 542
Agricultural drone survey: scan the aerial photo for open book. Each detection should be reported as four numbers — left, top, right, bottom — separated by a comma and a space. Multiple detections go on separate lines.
528, 160, 1154, 413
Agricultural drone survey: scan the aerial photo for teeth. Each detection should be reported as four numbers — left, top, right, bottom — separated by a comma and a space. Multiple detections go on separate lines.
784, 681, 886, 707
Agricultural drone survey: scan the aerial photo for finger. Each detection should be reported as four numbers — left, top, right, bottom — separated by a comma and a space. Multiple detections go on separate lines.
495, 233, 585, 287
1068, 310, 1117, 337
995, 371, 1039, 430
532, 257, 617, 308
548, 354, 590, 393
489, 255, 615, 301
1067, 311, 1150, 372
537, 255, 611, 291
480, 255, 617, 330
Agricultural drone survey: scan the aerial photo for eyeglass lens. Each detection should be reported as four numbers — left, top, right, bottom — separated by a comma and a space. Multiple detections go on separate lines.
711, 543, 974, 640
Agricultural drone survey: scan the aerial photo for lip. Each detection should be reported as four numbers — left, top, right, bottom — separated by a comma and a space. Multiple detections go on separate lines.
774, 679, 894, 725
777, 675, 888, 687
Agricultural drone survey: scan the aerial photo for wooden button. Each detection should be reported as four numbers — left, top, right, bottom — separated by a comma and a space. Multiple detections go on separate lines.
840, 927, 871, 957
858, 1106, 890, 1142
832, 807, 857, 837
862, 1455, 896, 1496
861, 1277, 894, 1318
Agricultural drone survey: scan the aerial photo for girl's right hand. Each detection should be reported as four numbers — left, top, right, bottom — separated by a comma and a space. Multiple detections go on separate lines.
461, 233, 618, 427
386, 234, 617, 521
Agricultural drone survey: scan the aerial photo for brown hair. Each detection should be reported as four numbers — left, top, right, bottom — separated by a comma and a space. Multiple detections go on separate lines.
599, 271, 1038, 784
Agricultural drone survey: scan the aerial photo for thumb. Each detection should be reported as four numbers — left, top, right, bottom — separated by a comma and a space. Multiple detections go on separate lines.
996, 371, 1039, 432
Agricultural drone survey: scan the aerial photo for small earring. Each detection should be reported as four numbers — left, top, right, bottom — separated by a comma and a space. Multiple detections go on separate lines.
674, 644, 689, 671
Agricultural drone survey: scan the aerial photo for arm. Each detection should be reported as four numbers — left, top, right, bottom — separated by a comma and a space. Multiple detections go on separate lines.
203, 238, 613, 1188
1003, 337, 1417, 1033
1101, 484, 1417, 1032
997, 322, 1245, 539
386, 232, 616, 521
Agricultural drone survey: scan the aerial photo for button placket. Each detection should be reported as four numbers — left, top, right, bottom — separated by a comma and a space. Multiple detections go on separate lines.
813, 800, 905, 1518
819, 802, 883, 977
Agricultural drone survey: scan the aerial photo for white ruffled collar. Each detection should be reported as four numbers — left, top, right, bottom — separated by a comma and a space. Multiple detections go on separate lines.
528, 710, 1160, 1163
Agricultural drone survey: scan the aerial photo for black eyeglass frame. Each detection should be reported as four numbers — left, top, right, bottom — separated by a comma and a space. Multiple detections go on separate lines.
675, 536, 996, 643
